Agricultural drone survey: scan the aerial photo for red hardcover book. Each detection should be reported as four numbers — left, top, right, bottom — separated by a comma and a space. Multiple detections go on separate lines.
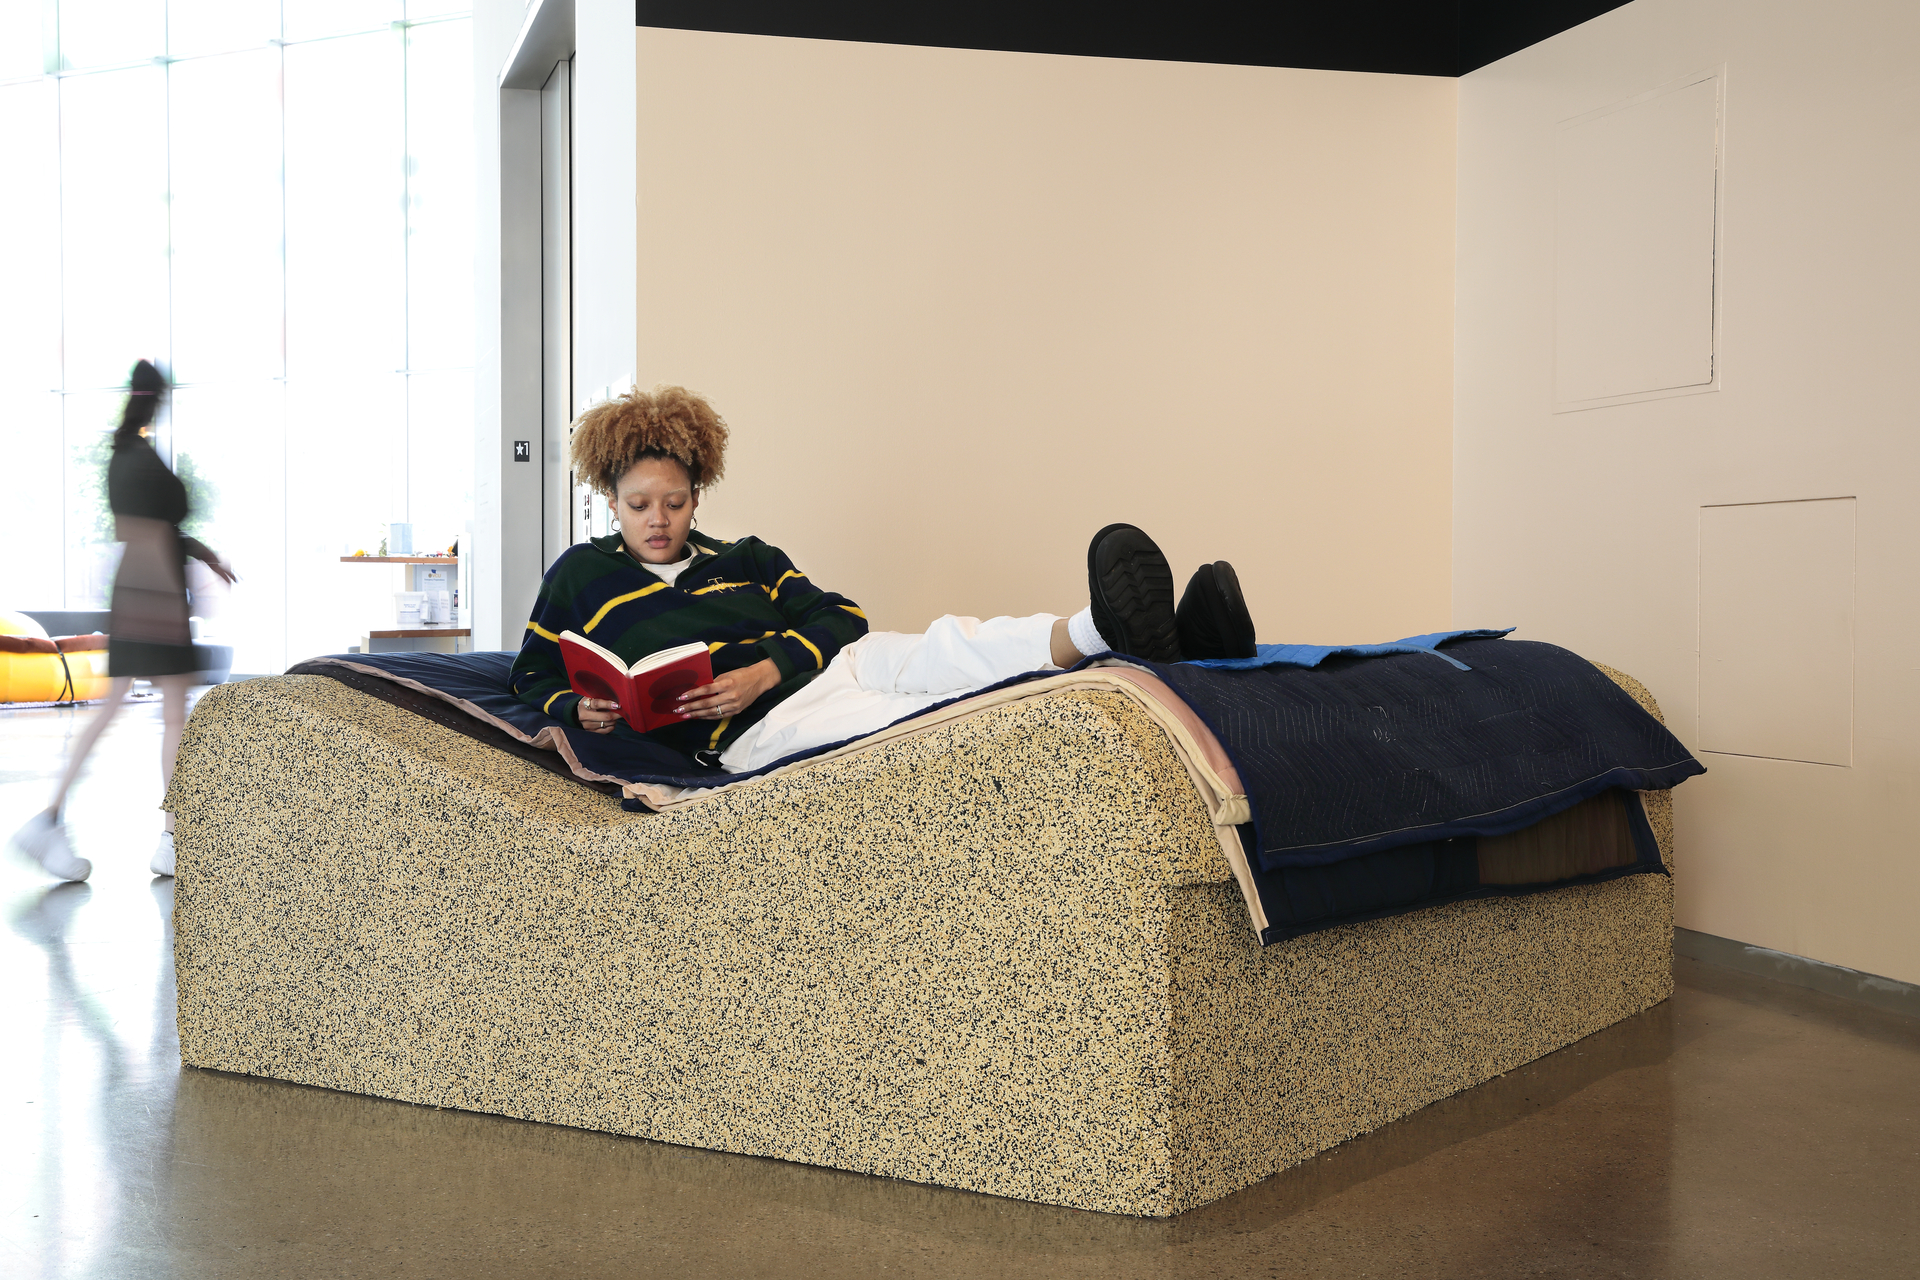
558, 631, 714, 733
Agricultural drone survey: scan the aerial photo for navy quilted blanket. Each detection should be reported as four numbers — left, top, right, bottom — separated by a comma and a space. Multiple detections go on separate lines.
288, 635, 1702, 944
1137, 635, 1703, 870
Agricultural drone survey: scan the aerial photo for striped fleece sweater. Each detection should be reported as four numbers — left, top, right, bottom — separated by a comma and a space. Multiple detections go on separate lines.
510, 530, 869, 757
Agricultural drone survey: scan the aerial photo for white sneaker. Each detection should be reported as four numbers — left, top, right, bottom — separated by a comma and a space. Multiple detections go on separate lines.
151, 831, 176, 878
10, 811, 92, 883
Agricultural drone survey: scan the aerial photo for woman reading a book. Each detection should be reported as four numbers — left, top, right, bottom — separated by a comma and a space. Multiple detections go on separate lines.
510, 385, 1255, 773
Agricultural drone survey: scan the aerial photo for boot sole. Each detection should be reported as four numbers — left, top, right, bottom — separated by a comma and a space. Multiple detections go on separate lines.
1088, 524, 1182, 662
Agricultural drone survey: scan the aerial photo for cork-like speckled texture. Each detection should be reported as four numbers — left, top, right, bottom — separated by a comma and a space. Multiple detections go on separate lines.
170, 667, 1673, 1217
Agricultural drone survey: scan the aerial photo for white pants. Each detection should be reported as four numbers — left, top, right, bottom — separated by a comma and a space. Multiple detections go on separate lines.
719, 613, 1061, 772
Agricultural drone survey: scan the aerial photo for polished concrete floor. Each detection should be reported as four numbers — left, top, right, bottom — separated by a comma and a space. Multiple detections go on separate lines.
4, 696, 1917, 1279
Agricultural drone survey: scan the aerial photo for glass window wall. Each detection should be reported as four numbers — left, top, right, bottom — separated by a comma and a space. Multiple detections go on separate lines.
0, 2, 473, 675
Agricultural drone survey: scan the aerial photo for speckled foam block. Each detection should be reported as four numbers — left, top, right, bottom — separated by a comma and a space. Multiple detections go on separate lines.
168, 666, 1674, 1217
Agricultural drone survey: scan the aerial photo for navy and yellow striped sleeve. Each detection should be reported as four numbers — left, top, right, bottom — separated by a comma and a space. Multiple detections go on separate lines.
747, 542, 869, 679
509, 553, 587, 725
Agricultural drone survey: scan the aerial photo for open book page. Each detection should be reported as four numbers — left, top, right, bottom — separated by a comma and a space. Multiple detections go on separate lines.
557, 632, 706, 677
557, 630, 620, 672
630, 641, 710, 676
558, 631, 715, 733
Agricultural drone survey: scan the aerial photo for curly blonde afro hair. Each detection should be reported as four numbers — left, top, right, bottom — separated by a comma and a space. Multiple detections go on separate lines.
569, 384, 729, 495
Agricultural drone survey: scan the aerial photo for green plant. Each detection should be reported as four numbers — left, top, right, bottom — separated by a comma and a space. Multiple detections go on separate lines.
73, 432, 115, 548
70, 433, 220, 545
175, 450, 218, 540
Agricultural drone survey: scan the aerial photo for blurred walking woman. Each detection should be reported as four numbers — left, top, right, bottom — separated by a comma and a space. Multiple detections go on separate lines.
10, 361, 234, 882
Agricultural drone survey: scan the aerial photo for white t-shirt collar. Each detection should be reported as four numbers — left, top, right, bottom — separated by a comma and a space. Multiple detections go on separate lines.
638, 546, 696, 586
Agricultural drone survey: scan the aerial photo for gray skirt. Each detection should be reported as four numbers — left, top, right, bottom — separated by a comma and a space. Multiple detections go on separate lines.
109, 515, 200, 678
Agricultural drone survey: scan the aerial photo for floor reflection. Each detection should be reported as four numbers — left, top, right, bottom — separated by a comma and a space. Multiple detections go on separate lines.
3, 695, 1916, 1278
3, 698, 181, 1280
4, 862, 178, 1280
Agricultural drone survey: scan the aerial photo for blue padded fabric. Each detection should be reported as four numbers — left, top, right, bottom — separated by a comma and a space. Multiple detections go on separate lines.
1183, 627, 1515, 672
1134, 635, 1704, 870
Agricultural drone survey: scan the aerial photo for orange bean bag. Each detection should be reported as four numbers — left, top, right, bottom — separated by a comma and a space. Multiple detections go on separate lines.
0, 611, 111, 702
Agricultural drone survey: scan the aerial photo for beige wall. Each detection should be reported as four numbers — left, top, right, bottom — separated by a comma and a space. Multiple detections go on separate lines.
634, 29, 1456, 641
1455, 0, 1920, 983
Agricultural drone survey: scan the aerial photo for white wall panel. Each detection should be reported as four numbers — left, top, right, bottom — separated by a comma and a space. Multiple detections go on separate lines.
1555, 72, 1720, 410
1457, 0, 1920, 983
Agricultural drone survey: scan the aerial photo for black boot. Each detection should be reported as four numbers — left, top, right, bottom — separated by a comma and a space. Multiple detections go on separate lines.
1176, 561, 1256, 660
1087, 524, 1182, 662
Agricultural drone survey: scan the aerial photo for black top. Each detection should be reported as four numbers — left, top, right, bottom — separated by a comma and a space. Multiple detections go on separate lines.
108, 439, 190, 524
104, 437, 206, 673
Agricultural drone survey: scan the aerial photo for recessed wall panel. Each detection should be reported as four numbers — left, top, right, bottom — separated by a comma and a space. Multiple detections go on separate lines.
1555, 73, 1719, 410
1698, 498, 1855, 766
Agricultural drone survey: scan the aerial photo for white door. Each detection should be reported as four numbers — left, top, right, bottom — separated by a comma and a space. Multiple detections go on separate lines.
539, 58, 573, 567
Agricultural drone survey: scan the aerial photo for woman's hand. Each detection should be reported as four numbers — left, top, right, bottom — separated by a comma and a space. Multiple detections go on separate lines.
185, 540, 239, 584
198, 552, 238, 584
678, 658, 781, 721
577, 697, 623, 734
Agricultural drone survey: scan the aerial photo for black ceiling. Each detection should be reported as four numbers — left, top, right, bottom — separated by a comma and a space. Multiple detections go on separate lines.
633, 1, 1636, 78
